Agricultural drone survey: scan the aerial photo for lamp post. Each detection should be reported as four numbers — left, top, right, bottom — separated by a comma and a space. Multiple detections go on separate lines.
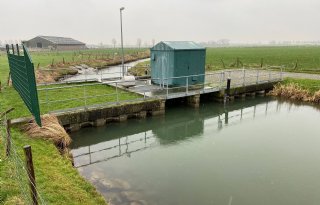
120, 7, 125, 77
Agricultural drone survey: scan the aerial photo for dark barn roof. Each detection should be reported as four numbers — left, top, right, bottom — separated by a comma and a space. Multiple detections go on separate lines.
36, 36, 85, 45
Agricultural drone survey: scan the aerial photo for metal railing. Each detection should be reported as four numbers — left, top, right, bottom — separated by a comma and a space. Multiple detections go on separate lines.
34, 68, 283, 115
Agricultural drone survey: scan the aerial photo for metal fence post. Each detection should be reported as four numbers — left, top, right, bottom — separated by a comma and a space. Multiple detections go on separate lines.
256, 70, 259, 84
269, 70, 271, 82
166, 79, 169, 98
280, 67, 283, 80
23, 145, 38, 205
219, 73, 223, 89
116, 82, 119, 102
186, 77, 189, 94
45, 88, 49, 112
83, 86, 87, 107
243, 69, 246, 86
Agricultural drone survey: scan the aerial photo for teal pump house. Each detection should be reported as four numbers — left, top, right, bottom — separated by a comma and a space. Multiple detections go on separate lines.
150, 41, 206, 86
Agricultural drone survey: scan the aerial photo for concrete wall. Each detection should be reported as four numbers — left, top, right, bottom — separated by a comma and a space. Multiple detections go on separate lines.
55, 100, 166, 132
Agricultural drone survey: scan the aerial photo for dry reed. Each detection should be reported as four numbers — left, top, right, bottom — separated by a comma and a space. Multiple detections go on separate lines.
23, 114, 71, 151
269, 83, 320, 103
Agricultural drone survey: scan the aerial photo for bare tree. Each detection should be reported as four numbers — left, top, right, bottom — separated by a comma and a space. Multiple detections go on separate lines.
137, 38, 142, 49
112, 38, 117, 48
152, 39, 156, 47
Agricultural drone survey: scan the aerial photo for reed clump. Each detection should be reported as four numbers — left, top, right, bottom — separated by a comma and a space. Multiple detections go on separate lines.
269, 83, 320, 103
23, 114, 71, 151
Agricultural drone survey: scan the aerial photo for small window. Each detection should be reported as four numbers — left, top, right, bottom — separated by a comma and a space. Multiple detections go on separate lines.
151, 53, 156, 61
36, 42, 42, 48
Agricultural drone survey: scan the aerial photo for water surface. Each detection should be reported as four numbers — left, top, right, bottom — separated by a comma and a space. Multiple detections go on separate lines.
71, 97, 320, 205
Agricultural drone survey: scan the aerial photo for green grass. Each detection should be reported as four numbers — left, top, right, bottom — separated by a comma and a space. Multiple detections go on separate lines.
0, 52, 9, 85
0, 128, 106, 205
206, 46, 320, 72
28, 48, 146, 69
282, 78, 320, 94
0, 83, 141, 119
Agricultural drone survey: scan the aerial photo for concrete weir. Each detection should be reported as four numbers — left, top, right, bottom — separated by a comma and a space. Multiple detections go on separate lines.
55, 100, 166, 132
10, 81, 277, 132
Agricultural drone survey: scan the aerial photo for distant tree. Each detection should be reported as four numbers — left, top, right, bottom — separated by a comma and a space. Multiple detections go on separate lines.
112, 38, 117, 48
137, 38, 142, 49
99, 42, 104, 48
0, 40, 2, 46
217, 39, 230, 46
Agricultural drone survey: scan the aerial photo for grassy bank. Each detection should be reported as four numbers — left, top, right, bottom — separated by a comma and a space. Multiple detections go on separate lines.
128, 61, 150, 76
0, 83, 141, 119
269, 78, 320, 103
280, 78, 320, 94
0, 128, 106, 204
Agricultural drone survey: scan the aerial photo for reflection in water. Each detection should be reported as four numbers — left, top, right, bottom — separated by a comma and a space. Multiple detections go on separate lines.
73, 98, 279, 168
71, 98, 320, 205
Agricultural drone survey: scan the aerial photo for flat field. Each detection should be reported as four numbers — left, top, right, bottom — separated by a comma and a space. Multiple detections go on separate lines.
206, 46, 320, 72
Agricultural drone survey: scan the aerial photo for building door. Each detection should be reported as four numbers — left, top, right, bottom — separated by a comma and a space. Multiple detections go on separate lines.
36, 42, 42, 48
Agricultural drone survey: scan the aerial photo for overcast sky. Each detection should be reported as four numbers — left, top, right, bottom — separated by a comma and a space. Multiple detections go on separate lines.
0, 0, 319, 45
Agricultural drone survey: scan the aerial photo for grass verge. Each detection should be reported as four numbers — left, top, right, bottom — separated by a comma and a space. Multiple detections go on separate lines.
0, 128, 106, 205
269, 78, 320, 103
0, 83, 141, 119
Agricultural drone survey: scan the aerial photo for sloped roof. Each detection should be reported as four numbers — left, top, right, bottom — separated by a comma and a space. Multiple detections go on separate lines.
152, 41, 205, 50
38, 36, 85, 45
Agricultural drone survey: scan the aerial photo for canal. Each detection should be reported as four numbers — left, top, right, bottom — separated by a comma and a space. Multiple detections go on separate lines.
71, 97, 320, 205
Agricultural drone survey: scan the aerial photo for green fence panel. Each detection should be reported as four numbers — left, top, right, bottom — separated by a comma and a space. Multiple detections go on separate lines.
6, 44, 42, 126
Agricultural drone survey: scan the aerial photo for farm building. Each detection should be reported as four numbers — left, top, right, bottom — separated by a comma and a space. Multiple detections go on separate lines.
150, 41, 206, 86
24, 36, 86, 50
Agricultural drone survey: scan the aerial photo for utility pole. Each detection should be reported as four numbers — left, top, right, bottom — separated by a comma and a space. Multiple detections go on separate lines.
120, 7, 125, 77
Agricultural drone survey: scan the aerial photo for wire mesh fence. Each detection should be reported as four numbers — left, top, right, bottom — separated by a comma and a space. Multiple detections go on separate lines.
0, 115, 46, 205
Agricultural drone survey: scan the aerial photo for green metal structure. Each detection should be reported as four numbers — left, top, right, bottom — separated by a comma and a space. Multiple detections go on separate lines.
150, 41, 206, 86
6, 44, 42, 126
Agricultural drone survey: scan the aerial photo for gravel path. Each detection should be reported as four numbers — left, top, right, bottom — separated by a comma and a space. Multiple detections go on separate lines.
282, 72, 320, 80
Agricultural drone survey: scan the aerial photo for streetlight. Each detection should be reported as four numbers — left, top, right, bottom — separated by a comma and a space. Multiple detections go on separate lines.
120, 7, 125, 77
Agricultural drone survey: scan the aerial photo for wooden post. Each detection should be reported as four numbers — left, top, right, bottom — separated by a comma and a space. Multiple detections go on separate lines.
51, 58, 54, 67
11, 44, 15, 55
5, 119, 11, 157
24, 145, 38, 205
225, 111, 229, 125
16, 44, 20, 56
7, 72, 11, 86
221, 58, 226, 69
226, 78, 231, 96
